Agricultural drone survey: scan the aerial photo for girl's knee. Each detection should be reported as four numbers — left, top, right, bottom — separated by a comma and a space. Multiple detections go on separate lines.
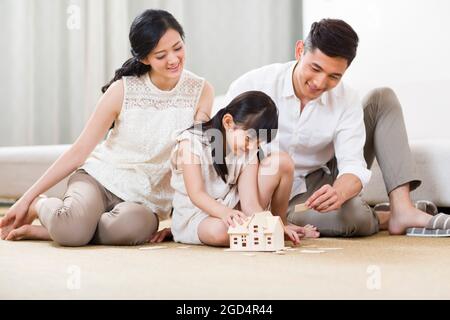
208, 231, 229, 246
261, 151, 294, 175
199, 222, 229, 246
278, 151, 295, 173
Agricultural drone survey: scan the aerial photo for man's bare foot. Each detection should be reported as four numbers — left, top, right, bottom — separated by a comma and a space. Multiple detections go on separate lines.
300, 224, 320, 238
388, 205, 432, 235
6, 225, 51, 241
0, 195, 47, 240
386, 184, 435, 235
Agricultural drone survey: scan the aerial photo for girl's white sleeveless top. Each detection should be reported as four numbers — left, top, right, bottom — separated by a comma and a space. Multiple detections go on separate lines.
82, 70, 205, 219
170, 129, 258, 242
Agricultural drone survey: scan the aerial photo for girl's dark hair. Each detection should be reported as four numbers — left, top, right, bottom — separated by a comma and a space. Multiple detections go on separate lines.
189, 91, 279, 182
304, 18, 359, 67
101, 9, 184, 93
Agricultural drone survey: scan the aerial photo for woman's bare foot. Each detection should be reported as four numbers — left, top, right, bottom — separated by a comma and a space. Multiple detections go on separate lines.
1, 221, 15, 240
0, 202, 32, 240
0, 195, 47, 240
299, 224, 320, 238
6, 225, 51, 241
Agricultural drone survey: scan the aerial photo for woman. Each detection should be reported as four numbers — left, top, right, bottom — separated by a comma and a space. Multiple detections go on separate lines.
0, 9, 213, 246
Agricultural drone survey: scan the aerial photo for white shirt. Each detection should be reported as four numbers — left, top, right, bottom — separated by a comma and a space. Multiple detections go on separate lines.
224, 61, 371, 200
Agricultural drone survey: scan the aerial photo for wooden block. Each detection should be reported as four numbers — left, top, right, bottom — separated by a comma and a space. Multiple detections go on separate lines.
294, 203, 309, 213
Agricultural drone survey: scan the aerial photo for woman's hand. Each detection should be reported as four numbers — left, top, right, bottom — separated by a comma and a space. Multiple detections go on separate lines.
149, 227, 173, 243
221, 209, 248, 228
0, 200, 30, 240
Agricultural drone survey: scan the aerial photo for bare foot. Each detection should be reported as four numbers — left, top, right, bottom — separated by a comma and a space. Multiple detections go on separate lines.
375, 210, 391, 231
299, 224, 320, 238
387, 184, 435, 235
5, 225, 51, 241
388, 205, 432, 235
0, 195, 46, 240
1, 222, 15, 240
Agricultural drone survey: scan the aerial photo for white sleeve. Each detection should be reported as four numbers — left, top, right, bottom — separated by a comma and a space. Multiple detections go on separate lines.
333, 95, 372, 188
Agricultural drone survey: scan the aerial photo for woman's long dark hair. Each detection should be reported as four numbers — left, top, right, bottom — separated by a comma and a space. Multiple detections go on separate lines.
101, 9, 184, 93
189, 91, 278, 182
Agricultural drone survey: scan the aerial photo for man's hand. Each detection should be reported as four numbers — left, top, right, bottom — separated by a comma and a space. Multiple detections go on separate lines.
306, 184, 344, 213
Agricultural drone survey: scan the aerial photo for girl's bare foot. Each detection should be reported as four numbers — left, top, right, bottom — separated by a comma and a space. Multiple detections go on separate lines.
6, 225, 51, 241
300, 224, 320, 238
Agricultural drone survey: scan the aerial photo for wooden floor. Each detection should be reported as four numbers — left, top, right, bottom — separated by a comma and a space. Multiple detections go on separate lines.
1, 229, 449, 299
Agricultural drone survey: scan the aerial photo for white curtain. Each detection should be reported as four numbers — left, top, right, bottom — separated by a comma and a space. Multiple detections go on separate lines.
0, 0, 302, 146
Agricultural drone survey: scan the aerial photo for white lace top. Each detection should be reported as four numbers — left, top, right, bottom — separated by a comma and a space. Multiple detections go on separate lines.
82, 70, 205, 219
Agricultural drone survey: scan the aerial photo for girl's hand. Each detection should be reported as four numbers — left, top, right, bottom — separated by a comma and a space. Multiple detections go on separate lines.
222, 210, 248, 228
283, 224, 302, 246
149, 227, 173, 243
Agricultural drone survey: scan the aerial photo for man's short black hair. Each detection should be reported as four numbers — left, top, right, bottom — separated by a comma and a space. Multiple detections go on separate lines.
304, 19, 359, 66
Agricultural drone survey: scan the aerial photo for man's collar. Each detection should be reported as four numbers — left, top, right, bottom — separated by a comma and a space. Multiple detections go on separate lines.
282, 61, 298, 98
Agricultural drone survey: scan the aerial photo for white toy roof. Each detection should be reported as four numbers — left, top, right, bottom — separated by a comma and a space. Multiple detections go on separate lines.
227, 211, 284, 235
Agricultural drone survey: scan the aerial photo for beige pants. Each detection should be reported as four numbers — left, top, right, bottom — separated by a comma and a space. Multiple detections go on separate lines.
38, 169, 159, 246
287, 87, 421, 237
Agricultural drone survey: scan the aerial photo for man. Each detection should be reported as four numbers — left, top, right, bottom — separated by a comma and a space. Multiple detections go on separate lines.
224, 19, 449, 237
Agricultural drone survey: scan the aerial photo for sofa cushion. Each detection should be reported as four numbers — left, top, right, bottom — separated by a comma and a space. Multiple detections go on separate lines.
0, 138, 448, 208
0, 145, 71, 199
363, 139, 450, 207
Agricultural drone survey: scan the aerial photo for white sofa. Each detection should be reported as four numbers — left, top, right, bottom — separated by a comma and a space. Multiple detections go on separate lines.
0, 145, 71, 199
1, 97, 449, 207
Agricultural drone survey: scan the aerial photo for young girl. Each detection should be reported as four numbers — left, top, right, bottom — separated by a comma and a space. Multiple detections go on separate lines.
0, 9, 213, 246
170, 91, 319, 246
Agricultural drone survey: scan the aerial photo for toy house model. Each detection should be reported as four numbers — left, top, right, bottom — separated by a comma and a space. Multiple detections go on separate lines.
227, 211, 285, 252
